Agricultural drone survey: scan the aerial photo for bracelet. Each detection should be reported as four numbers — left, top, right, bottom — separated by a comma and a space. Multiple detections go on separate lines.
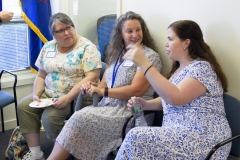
104, 87, 108, 97
144, 64, 153, 76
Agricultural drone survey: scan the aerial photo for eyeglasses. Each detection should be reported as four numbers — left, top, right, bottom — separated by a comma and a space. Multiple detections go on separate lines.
54, 25, 73, 34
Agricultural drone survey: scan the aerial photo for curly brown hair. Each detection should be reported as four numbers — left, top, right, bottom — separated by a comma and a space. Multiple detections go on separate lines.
105, 11, 158, 65
166, 20, 228, 92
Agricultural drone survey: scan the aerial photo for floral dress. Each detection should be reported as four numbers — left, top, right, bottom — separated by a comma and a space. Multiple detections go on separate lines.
56, 46, 162, 160
115, 60, 232, 160
35, 36, 102, 98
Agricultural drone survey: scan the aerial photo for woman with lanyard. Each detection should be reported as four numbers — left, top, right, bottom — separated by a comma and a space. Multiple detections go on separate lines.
47, 11, 162, 160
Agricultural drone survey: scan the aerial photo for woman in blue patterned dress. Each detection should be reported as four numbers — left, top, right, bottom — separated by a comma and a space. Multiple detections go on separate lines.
115, 20, 231, 159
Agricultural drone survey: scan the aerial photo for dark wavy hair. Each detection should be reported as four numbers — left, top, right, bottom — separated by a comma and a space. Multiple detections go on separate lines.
105, 11, 158, 65
166, 20, 228, 92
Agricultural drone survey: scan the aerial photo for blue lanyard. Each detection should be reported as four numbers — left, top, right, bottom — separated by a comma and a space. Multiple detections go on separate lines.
111, 49, 125, 88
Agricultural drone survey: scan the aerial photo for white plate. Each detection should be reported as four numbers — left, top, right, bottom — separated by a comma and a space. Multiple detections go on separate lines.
29, 98, 54, 108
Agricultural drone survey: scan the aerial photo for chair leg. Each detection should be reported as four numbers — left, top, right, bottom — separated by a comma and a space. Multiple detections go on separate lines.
1, 108, 5, 133
14, 100, 19, 126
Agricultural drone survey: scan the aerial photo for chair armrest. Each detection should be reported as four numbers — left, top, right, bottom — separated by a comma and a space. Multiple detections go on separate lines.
74, 92, 99, 111
0, 69, 17, 98
0, 69, 17, 78
121, 110, 160, 141
205, 133, 240, 160
143, 110, 158, 115
122, 115, 134, 141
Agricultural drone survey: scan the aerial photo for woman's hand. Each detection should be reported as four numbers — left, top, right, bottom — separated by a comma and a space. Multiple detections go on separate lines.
87, 85, 103, 96
32, 95, 41, 102
0, 11, 14, 23
80, 81, 98, 95
52, 95, 70, 110
123, 44, 149, 67
127, 97, 148, 111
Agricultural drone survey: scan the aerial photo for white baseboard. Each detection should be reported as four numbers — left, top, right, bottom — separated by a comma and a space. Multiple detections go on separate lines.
0, 119, 17, 132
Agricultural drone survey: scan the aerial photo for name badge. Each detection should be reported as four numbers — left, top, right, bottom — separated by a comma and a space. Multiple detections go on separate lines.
123, 60, 134, 67
46, 51, 56, 58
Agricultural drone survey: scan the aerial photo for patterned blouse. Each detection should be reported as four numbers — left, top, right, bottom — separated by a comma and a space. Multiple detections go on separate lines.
35, 36, 102, 98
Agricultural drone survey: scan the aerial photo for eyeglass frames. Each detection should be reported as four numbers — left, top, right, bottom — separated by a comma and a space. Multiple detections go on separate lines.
54, 25, 73, 34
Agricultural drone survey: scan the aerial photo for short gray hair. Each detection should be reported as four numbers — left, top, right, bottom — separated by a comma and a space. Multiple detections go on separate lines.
48, 12, 75, 35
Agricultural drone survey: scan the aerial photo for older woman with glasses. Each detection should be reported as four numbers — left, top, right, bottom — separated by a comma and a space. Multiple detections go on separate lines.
18, 12, 102, 160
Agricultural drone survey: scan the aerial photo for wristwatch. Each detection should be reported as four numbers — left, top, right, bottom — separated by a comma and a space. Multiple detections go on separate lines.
0, 17, 2, 24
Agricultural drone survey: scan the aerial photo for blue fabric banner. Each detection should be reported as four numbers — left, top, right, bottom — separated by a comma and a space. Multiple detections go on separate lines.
0, 1, 2, 11
19, 0, 53, 73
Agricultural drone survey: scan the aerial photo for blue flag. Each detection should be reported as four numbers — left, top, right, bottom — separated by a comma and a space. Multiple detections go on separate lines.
0, 1, 2, 11
19, 0, 53, 73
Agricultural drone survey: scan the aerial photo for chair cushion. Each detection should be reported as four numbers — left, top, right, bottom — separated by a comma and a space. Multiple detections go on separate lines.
0, 91, 15, 108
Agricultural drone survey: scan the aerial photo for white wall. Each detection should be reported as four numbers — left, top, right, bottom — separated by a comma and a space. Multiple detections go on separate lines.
75, 0, 117, 43
52, 0, 117, 43
119, 0, 240, 100
51, 0, 117, 43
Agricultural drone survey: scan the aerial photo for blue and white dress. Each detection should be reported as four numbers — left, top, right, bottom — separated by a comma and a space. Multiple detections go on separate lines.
116, 60, 231, 160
